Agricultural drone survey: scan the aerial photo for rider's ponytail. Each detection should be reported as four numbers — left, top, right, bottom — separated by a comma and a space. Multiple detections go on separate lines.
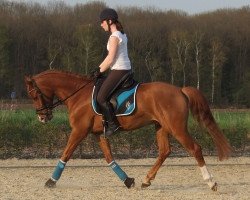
115, 20, 124, 34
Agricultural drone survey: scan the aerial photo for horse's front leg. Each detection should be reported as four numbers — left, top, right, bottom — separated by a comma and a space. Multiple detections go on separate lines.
45, 128, 88, 188
97, 135, 135, 188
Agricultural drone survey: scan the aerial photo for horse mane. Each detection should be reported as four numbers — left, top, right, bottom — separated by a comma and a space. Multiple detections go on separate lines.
33, 69, 91, 81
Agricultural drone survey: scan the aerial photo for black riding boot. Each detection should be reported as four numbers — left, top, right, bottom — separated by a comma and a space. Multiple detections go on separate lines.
101, 102, 120, 136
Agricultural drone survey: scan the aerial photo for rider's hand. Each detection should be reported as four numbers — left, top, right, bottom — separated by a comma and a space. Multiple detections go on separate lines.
94, 70, 102, 78
90, 68, 103, 79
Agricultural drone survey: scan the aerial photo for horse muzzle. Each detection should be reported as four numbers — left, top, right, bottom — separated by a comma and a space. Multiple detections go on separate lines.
37, 113, 53, 123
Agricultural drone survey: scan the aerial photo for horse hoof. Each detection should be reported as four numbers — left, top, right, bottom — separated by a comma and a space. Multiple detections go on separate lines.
124, 177, 135, 188
141, 182, 151, 188
211, 182, 218, 191
45, 178, 56, 188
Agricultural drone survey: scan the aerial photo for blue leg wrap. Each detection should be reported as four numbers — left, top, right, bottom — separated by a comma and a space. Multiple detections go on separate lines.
51, 160, 66, 181
109, 161, 128, 182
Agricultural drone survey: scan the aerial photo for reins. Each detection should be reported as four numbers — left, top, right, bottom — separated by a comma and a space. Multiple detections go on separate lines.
52, 79, 93, 108
34, 78, 94, 113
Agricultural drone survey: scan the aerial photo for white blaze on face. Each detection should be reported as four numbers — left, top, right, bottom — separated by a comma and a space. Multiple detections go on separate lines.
38, 115, 46, 123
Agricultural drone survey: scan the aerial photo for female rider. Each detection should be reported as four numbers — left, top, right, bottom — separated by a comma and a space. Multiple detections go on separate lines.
96, 8, 132, 136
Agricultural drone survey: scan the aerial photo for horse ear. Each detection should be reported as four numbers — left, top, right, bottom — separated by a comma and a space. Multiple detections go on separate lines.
24, 75, 33, 85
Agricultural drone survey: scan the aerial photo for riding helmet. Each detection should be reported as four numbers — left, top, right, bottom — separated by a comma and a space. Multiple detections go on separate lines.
100, 8, 118, 22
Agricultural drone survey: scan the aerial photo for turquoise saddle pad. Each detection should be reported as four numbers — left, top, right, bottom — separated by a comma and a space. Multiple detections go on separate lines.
92, 83, 140, 116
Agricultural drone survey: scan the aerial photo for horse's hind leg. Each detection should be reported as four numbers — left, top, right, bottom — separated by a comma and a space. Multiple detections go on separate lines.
142, 126, 171, 188
96, 135, 135, 188
173, 129, 217, 191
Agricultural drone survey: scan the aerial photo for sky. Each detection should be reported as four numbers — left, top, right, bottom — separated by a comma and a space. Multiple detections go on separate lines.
8, 0, 250, 14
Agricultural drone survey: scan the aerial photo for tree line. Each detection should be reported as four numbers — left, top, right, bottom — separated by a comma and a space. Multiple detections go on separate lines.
0, 1, 249, 107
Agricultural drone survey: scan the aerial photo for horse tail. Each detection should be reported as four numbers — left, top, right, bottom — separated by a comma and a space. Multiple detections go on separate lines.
181, 86, 232, 161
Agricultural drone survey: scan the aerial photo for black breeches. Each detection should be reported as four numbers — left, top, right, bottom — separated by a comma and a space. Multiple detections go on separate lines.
97, 70, 130, 106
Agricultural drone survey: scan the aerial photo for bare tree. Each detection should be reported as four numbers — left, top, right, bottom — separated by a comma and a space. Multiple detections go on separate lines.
48, 36, 61, 69
193, 31, 204, 89
62, 47, 74, 72
144, 50, 153, 81
74, 24, 100, 74
210, 37, 226, 104
169, 31, 191, 86
168, 57, 177, 85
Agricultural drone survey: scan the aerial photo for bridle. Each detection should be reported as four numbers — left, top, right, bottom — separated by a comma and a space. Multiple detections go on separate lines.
28, 78, 93, 117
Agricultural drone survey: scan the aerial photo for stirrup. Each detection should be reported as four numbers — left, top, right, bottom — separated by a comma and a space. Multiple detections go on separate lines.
104, 122, 120, 137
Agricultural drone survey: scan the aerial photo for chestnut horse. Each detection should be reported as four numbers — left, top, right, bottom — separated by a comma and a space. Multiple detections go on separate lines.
24, 70, 231, 191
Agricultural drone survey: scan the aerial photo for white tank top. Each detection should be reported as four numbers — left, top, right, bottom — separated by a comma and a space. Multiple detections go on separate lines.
107, 31, 131, 70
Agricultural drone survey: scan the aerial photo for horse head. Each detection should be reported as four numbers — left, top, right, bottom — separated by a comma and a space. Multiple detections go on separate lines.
24, 75, 54, 123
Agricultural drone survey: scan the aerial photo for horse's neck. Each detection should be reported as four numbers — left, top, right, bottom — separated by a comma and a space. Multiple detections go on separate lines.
38, 73, 91, 100
53, 77, 90, 99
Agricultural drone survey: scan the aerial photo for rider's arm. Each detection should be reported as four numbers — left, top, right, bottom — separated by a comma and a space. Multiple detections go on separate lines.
99, 36, 119, 72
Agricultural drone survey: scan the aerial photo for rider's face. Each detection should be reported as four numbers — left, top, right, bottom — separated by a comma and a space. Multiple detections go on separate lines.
101, 20, 109, 32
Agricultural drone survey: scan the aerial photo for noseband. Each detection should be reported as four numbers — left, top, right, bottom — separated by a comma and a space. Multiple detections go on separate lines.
28, 79, 55, 116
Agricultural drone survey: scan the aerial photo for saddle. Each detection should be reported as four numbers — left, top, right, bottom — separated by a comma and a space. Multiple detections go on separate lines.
92, 72, 140, 116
